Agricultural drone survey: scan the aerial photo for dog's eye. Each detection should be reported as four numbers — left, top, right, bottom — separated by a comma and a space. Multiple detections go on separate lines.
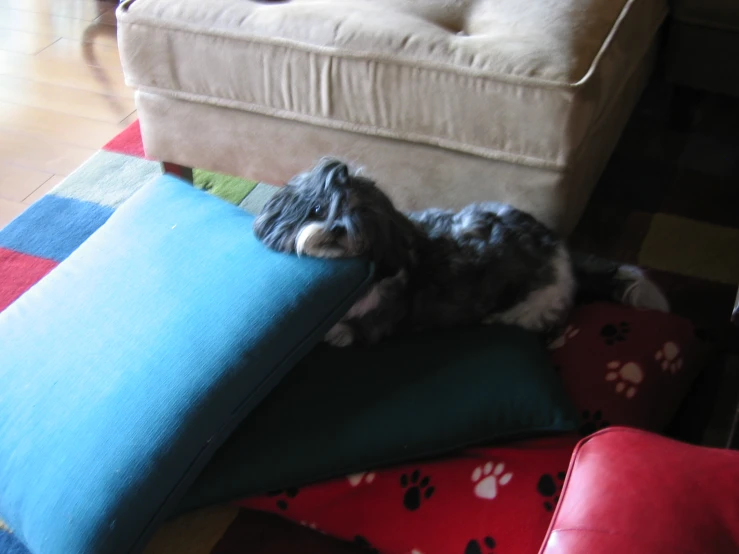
311, 203, 325, 218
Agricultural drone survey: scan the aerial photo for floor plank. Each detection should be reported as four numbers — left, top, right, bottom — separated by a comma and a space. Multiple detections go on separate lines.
0, 162, 52, 202
0, 75, 135, 123
0, 28, 59, 55
23, 174, 64, 205
0, 7, 118, 45
93, 7, 118, 26
0, 128, 95, 175
0, 0, 127, 222
36, 37, 124, 68
0, 101, 126, 149
0, 51, 131, 98
120, 110, 137, 127
0, 0, 113, 22
0, 195, 25, 230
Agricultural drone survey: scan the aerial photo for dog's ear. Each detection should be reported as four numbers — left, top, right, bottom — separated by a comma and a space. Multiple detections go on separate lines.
316, 158, 350, 189
253, 187, 302, 252
365, 208, 416, 277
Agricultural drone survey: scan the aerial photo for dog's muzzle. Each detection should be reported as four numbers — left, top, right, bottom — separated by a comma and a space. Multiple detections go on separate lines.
295, 222, 353, 258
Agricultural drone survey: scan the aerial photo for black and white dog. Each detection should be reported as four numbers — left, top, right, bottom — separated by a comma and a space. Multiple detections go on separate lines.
254, 158, 669, 347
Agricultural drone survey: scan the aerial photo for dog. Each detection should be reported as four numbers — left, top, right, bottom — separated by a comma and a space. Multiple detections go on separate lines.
254, 158, 669, 347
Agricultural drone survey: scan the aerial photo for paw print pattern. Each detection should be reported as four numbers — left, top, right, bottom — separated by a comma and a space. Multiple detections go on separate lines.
579, 409, 610, 436
465, 537, 497, 554
347, 471, 376, 487
547, 325, 580, 350
655, 341, 683, 374
471, 462, 513, 500
537, 472, 566, 512
400, 470, 435, 511
266, 487, 299, 511
605, 360, 643, 398
299, 521, 324, 534
600, 321, 630, 345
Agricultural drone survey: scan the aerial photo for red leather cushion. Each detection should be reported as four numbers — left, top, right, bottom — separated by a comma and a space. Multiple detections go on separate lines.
540, 427, 739, 554
548, 303, 711, 436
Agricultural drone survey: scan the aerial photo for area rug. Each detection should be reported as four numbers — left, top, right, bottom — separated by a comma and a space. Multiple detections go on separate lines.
0, 81, 737, 552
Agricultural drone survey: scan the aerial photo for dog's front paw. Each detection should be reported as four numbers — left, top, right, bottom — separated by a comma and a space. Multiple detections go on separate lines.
325, 322, 355, 347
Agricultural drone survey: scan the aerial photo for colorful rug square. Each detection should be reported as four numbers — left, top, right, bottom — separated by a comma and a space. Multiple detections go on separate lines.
0, 248, 57, 312
0, 195, 114, 262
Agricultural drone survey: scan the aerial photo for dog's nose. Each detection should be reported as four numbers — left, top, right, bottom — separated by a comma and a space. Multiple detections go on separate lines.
331, 225, 346, 238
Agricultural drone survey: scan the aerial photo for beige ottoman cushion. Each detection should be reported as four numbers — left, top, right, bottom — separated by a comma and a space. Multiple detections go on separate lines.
118, 0, 667, 232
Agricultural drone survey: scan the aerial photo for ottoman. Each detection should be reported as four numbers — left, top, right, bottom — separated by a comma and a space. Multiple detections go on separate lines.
118, 0, 667, 234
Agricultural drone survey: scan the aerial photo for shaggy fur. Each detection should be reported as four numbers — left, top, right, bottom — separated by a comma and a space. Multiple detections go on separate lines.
254, 159, 669, 347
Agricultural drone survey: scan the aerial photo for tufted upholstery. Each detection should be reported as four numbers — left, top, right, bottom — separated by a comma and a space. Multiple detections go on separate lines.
119, 0, 667, 233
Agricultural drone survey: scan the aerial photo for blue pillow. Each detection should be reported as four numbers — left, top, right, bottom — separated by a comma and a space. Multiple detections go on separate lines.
0, 175, 372, 554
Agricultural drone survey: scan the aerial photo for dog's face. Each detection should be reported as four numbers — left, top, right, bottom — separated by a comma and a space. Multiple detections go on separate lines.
254, 159, 408, 263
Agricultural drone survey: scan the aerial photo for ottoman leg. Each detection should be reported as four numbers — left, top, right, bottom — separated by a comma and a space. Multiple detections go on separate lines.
161, 162, 194, 184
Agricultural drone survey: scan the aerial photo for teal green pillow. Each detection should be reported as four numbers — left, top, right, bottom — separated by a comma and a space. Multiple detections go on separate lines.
179, 325, 577, 511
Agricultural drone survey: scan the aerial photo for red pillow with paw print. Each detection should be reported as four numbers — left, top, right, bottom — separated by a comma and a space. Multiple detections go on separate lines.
547, 302, 713, 437
236, 436, 578, 554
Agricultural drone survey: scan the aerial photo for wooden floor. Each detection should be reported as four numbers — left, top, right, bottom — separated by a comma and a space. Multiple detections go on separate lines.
0, 0, 132, 230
